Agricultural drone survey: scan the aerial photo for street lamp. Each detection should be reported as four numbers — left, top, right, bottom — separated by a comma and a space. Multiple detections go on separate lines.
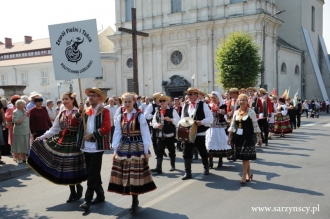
261, 10, 285, 88
57, 82, 62, 99
191, 74, 195, 87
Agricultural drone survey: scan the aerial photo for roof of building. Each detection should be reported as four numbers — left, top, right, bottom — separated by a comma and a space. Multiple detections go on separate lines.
0, 38, 51, 54
277, 37, 302, 53
0, 55, 52, 67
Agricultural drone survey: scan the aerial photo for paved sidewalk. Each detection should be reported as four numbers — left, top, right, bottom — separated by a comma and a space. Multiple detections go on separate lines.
0, 155, 32, 181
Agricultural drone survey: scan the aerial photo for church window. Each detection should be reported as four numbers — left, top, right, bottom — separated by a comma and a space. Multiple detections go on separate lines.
281, 63, 287, 73
126, 58, 133, 68
127, 79, 134, 92
230, 0, 243, 4
22, 73, 27, 85
1, 74, 7, 85
126, 0, 134, 22
171, 50, 183, 65
295, 65, 300, 75
171, 0, 182, 13
41, 71, 48, 84
311, 6, 315, 32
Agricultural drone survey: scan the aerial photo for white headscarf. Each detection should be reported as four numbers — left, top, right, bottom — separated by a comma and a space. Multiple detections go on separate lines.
211, 91, 224, 105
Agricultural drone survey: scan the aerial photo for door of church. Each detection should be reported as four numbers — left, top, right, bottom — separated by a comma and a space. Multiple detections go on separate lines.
163, 75, 191, 99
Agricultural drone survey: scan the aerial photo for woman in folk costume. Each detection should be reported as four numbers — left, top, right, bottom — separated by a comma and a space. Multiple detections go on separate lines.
206, 91, 233, 169
108, 92, 156, 215
28, 92, 87, 203
274, 97, 292, 137
268, 96, 277, 139
228, 94, 262, 185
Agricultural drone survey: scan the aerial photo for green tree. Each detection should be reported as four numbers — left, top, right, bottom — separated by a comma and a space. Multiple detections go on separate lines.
215, 31, 261, 90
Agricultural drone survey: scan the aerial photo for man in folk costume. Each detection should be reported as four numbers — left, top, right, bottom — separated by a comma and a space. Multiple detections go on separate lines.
76, 87, 111, 211
173, 97, 183, 151
258, 88, 273, 146
247, 87, 264, 119
144, 92, 164, 157
226, 88, 240, 161
151, 95, 180, 174
181, 88, 213, 180
239, 88, 247, 95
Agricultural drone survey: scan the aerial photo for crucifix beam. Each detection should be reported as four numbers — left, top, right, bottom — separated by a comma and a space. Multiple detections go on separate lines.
118, 8, 149, 94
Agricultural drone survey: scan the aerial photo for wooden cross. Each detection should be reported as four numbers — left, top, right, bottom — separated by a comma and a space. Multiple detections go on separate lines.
118, 8, 149, 94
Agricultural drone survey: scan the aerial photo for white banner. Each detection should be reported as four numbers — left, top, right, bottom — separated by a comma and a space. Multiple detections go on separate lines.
49, 19, 102, 80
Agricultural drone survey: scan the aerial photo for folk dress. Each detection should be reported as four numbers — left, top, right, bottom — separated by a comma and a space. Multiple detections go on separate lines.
228, 109, 261, 160
108, 108, 156, 195
274, 104, 292, 134
206, 103, 233, 157
28, 107, 87, 185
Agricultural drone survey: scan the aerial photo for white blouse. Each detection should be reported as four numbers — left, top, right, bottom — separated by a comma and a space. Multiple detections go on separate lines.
228, 108, 261, 133
112, 108, 152, 154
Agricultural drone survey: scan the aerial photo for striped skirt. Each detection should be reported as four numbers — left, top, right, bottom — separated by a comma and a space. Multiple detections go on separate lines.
274, 114, 292, 134
28, 135, 87, 185
108, 138, 156, 195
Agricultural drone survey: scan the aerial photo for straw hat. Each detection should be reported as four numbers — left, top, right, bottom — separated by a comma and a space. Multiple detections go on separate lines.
240, 88, 247, 92
246, 87, 257, 92
158, 94, 171, 102
152, 92, 163, 100
85, 87, 107, 102
28, 91, 42, 100
229, 88, 239, 93
198, 89, 206, 96
185, 87, 199, 94
259, 88, 268, 94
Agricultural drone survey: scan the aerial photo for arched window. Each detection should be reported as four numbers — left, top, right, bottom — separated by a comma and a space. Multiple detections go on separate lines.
295, 65, 300, 74
171, 0, 182, 13
281, 63, 287, 73
125, 0, 134, 22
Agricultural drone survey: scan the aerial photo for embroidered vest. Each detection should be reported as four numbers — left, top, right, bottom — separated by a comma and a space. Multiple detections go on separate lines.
156, 107, 175, 134
183, 101, 208, 133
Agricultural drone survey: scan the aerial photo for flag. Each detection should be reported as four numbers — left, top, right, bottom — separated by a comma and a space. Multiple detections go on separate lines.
282, 89, 287, 98
271, 88, 277, 96
294, 89, 299, 100
287, 87, 290, 99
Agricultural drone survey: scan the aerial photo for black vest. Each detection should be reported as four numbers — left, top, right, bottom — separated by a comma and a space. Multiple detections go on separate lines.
252, 97, 259, 115
152, 103, 158, 115
183, 101, 209, 133
156, 107, 175, 134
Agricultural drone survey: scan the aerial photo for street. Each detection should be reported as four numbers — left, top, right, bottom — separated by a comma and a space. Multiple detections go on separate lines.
1, 114, 330, 219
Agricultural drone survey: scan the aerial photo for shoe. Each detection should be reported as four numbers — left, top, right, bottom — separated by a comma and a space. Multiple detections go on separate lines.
66, 193, 76, 203
18, 160, 23, 164
79, 201, 91, 211
203, 168, 209, 175
249, 174, 254, 181
130, 201, 139, 215
265, 142, 268, 146
91, 196, 105, 205
182, 173, 192, 180
169, 166, 175, 171
150, 168, 162, 174
240, 181, 246, 186
163, 152, 168, 157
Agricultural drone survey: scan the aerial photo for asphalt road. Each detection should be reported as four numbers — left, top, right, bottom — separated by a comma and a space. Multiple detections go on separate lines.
1, 114, 329, 219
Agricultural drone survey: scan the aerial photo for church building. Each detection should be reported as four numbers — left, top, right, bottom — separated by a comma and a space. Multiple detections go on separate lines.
107, 0, 329, 100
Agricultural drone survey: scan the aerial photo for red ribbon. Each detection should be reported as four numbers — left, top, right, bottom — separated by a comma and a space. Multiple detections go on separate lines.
190, 102, 196, 108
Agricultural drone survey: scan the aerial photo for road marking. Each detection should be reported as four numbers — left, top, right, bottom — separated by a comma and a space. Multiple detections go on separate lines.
301, 123, 318, 127
117, 174, 202, 219
323, 123, 330, 127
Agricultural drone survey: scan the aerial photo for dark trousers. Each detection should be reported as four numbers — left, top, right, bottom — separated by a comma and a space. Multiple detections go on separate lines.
110, 126, 115, 144
258, 119, 269, 144
152, 128, 158, 155
302, 109, 309, 117
288, 111, 296, 129
183, 136, 208, 160
295, 110, 301, 128
84, 151, 104, 202
156, 137, 176, 159
327, 105, 329, 113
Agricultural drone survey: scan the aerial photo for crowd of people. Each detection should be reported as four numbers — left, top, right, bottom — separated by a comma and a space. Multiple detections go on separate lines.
0, 86, 326, 214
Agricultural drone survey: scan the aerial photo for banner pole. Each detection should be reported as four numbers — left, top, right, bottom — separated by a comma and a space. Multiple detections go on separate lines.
78, 78, 86, 134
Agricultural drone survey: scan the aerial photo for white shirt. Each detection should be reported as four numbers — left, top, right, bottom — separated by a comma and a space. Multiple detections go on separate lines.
105, 104, 118, 127
140, 102, 150, 114
112, 108, 151, 154
81, 104, 102, 153
152, 106, 180, 130
144, 101, 157, 120
180, 100, 213, 136
326, 100, 329, 105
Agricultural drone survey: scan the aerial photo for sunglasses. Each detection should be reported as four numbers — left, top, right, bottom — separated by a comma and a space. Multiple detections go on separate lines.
159, 100, 167, 103
187, 93, 197, 96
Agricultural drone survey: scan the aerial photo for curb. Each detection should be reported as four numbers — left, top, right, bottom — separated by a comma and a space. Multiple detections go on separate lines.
0, 164, 33, 181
